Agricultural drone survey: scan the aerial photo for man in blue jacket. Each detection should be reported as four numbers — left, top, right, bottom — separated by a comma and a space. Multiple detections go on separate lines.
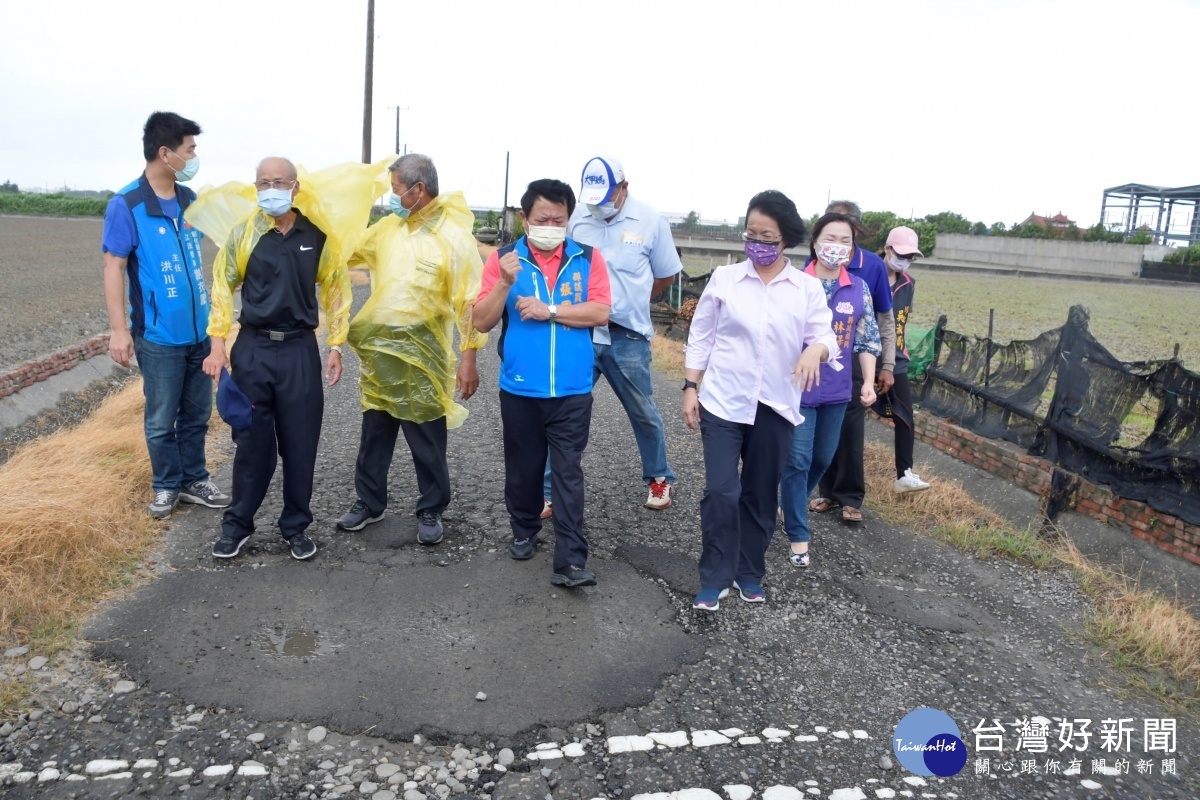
473, 179, 612, 588
101, 111, 230, 519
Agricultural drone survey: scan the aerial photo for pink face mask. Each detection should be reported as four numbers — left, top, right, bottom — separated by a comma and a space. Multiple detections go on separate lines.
817, 242, 852, 269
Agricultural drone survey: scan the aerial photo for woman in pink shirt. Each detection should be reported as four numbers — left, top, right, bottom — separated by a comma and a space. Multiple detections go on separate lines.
683, 191, 839, 611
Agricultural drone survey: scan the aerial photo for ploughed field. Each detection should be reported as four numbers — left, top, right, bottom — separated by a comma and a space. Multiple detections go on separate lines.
0, 214, 216, 373
905, 266, 1200, 363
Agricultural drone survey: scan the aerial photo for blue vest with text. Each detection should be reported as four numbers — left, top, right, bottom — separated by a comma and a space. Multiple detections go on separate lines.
118, 174, 209, 346
496, 237, 596, 398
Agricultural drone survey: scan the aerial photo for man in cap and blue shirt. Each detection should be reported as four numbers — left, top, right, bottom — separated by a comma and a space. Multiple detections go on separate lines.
541, 156, 682, 515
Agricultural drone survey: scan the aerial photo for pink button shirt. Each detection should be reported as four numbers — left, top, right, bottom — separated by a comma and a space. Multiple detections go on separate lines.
685, 260, 840, 426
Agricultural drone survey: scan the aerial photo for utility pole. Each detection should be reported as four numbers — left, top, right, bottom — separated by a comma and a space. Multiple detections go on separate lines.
503, 151, 510, 210
388, 106, 410, 156
361, 0, 375, 163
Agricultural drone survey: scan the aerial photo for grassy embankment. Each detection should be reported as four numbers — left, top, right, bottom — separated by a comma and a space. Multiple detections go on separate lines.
861, 443, 1200, 711
0, 385, 158, 712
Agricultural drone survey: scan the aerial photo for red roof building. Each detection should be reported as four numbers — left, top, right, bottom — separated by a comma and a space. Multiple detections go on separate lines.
1020, 211, 1075, 229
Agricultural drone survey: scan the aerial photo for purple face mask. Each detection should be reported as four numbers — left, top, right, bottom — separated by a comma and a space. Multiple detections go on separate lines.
744, 240, 781, 267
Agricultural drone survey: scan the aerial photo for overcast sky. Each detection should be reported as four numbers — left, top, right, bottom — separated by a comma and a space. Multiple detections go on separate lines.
2, 0, 1197, 229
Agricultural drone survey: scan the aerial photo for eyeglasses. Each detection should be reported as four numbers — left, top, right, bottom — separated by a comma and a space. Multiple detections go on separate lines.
742, 231, 782, 245
254, 179, 296, 191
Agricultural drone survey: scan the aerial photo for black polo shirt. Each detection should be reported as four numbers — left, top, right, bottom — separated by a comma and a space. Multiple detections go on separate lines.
239, 209, 328, 332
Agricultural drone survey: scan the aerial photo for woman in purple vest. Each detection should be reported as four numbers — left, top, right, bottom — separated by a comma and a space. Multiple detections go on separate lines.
779, 212, 882, 567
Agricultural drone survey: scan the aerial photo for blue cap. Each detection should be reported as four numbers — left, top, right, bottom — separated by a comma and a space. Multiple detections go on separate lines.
216, 367, 254, 432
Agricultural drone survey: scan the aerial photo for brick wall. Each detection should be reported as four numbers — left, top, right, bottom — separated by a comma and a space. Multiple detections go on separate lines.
0, 333, 111, 400
905, 410, 1200, 568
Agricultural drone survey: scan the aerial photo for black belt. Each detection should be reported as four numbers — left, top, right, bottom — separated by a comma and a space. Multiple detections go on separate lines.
241, 326, 312, 341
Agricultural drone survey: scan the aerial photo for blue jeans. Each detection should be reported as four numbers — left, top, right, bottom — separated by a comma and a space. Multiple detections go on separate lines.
544, 328, 674, 497
779, 403, 848, 544
135, 336, 212, 492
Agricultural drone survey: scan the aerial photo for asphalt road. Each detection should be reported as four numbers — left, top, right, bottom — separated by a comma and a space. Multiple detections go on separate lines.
2, 281, 1197, 799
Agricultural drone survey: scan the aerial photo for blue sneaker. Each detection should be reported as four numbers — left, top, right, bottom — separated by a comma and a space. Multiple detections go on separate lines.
691, 587, 730, 611
733, 581, 766, 603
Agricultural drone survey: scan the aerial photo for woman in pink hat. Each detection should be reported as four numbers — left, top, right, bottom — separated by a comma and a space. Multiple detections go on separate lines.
873, 226, 931, 494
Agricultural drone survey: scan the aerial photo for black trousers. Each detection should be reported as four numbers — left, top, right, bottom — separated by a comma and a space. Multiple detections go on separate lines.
889, 368, 915, 478
819, 357, 866, 507
697, 402, 793, 590
354, 409, 450, 516
499, 390, 592, 571
222, 331, 322, 541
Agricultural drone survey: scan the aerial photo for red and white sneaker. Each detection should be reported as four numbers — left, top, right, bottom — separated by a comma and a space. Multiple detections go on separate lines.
540, 499, 554, 519
644, 478, 673, 510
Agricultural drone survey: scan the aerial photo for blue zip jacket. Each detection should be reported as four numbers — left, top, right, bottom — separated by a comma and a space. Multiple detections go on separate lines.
110, 174, 209, 346
496, 237, 597, 398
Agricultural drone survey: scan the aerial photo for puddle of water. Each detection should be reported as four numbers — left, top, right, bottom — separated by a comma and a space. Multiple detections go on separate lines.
254, 626, 340, 658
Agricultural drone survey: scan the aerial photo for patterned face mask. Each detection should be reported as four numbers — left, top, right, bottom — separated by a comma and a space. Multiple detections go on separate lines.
744, 240, 781, 267
817, 242, 852, 269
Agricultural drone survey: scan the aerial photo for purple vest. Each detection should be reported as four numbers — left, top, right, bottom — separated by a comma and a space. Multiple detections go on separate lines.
803, 262, 865, 407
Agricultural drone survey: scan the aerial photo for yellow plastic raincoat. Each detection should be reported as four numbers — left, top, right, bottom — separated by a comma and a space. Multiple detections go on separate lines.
348, 191, 487, 428
185, 160, 391, 346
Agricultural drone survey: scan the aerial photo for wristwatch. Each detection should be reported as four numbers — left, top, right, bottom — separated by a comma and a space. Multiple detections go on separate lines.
329, 345, 343, 354
548, 304, 558, 321
682, 379, 698, 391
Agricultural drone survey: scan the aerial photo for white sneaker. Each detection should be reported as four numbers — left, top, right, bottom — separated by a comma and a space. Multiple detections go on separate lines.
894, 469, 931, 494
645, 478, 673, 510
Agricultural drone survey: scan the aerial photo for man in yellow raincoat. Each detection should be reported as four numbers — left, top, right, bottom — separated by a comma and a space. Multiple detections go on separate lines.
198, 157, 356, 561
335, 154, 487, 545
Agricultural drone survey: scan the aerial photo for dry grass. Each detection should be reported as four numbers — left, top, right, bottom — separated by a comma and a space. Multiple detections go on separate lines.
651, 334, 686, 380
0, 384, 159, 652
862, 440, 1200, 708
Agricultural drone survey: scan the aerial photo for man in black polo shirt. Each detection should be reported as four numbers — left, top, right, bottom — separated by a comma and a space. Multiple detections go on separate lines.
201, 157, 352, 560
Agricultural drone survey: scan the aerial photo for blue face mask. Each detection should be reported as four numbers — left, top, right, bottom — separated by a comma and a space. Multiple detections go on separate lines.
168, 151, 200, 182
390, 185, 417, 218
257, 188, 293, 217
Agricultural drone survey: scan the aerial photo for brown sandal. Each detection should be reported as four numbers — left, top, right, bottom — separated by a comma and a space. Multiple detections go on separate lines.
809, 497, 839, 513
842, 506, 863, 524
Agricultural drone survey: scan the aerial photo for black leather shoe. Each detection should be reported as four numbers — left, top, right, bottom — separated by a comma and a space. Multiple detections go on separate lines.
337, 500, 383, 531
550, 565, 596, 587
508, 537, 535, 560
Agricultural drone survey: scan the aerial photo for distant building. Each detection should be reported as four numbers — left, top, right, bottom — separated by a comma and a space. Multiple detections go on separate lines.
1019, 211, 1075, 230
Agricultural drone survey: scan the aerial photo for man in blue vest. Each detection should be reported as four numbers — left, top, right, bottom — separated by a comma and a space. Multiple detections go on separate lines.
101, 111, 229, 519
473, 179, 612, 587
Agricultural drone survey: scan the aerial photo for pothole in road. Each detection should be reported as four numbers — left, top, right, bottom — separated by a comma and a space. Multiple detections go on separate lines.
254, 626, 341, 658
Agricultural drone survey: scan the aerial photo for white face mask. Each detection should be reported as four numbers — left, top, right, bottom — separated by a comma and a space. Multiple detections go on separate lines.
167, 150, 200, 182
257, 188, 293, 217
888, 254, 914, 272
817, 242, 852, 269
587, 200, 619, 220
526, 225, 566, 251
